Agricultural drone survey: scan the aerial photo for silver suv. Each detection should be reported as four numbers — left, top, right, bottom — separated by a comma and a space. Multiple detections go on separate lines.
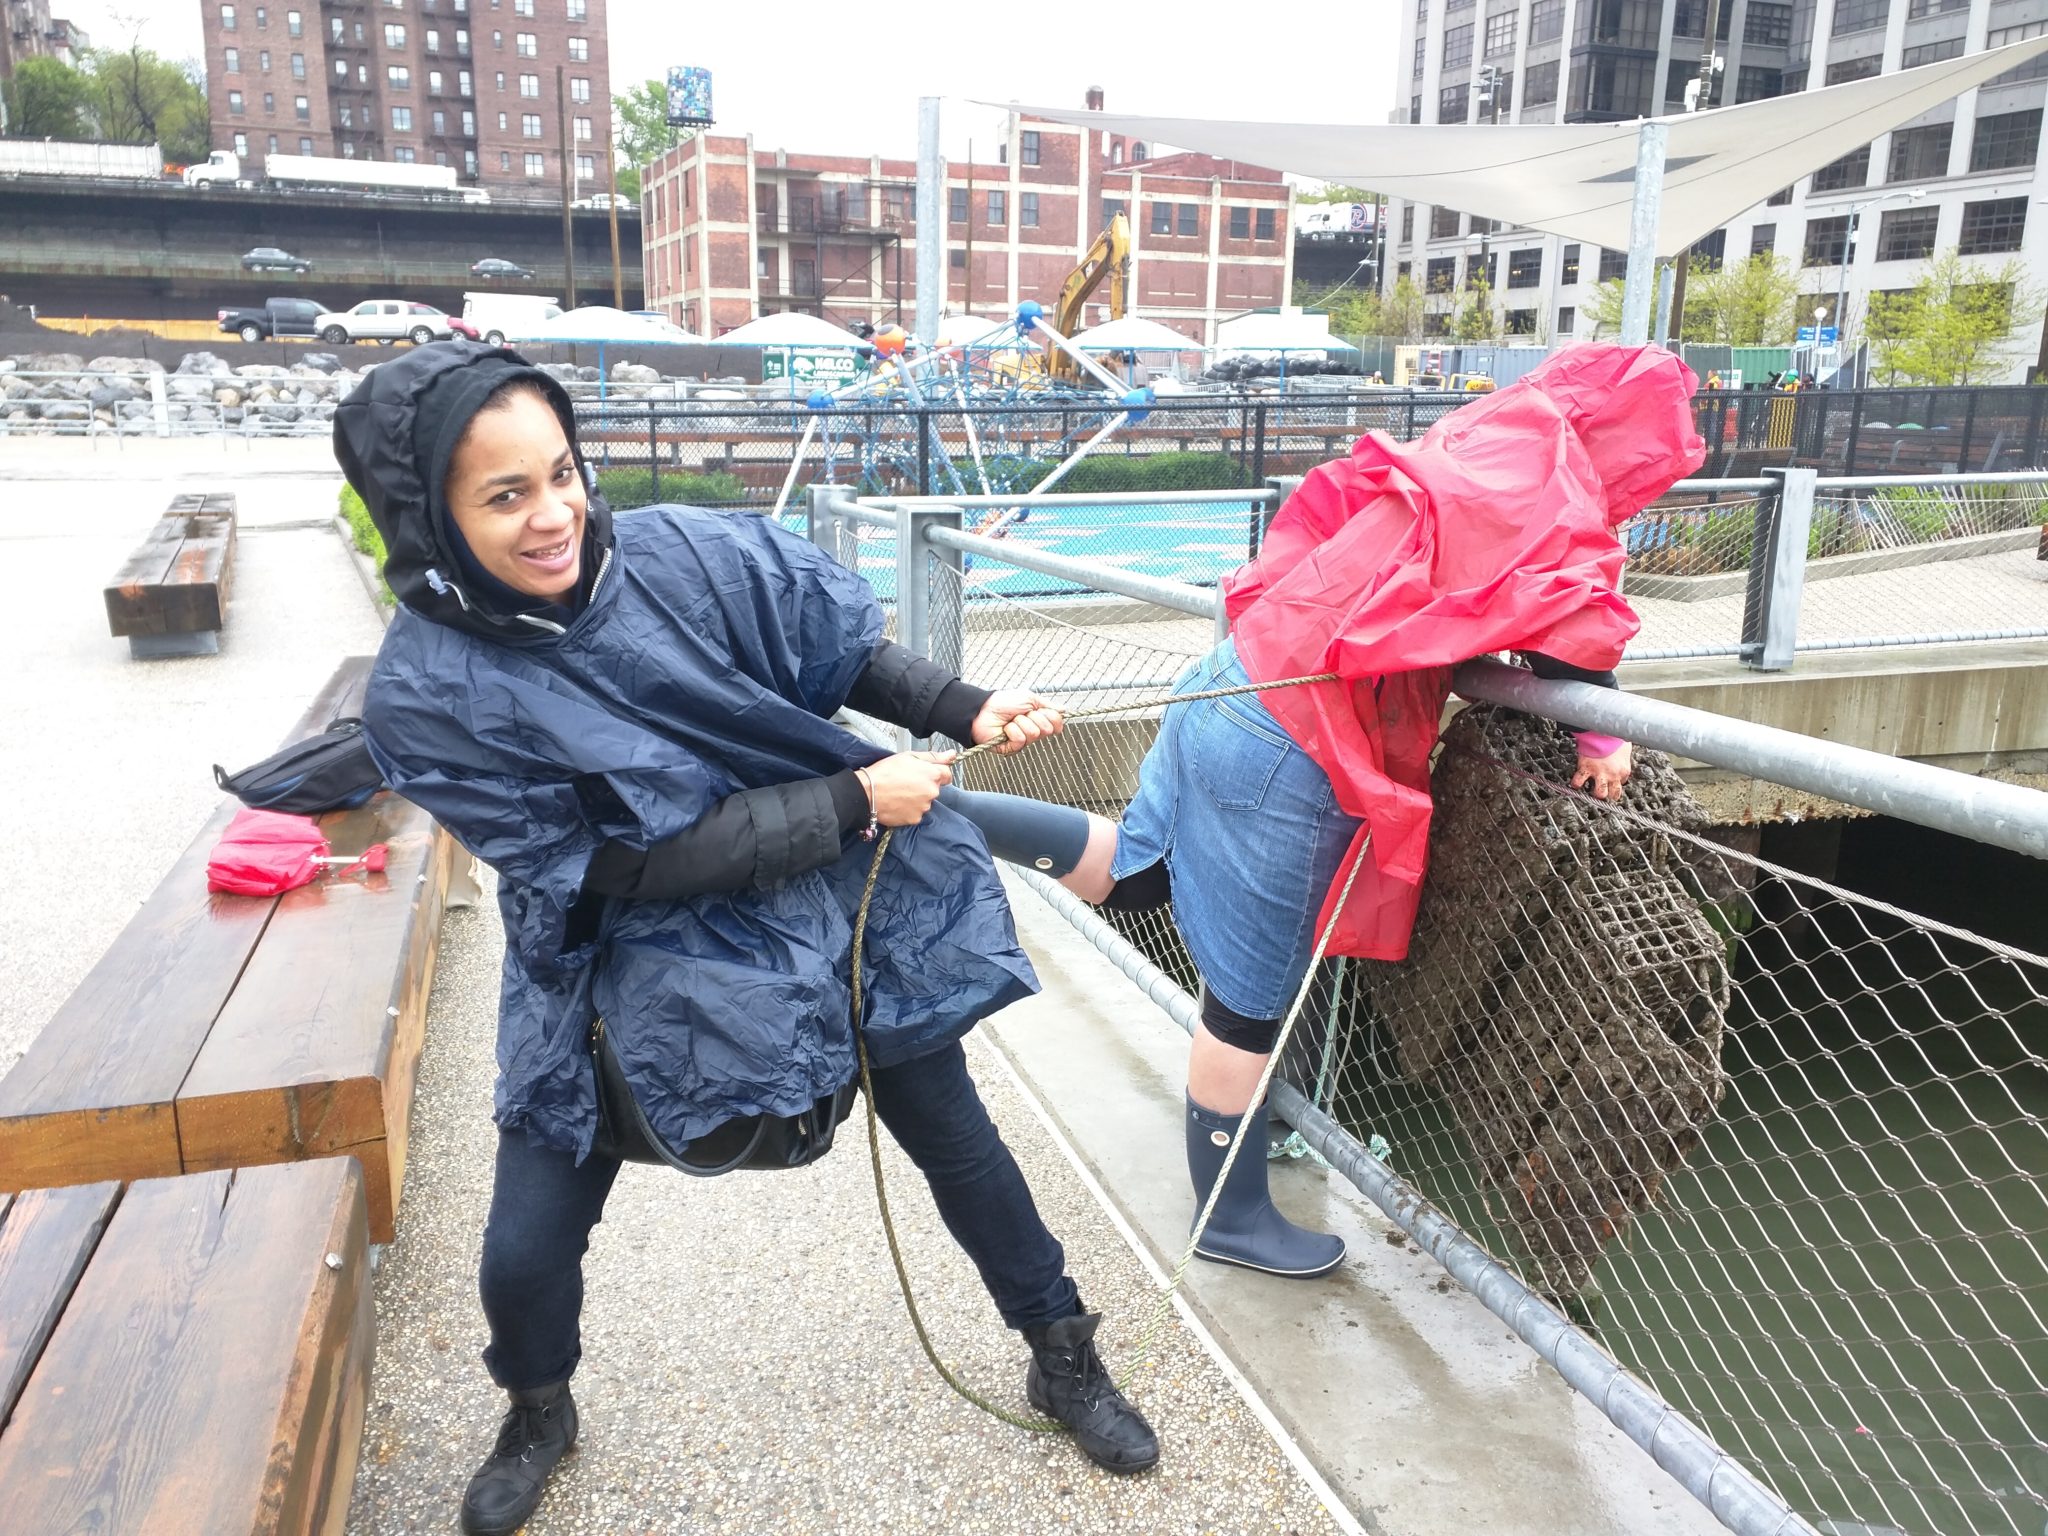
315, 300, 463, 346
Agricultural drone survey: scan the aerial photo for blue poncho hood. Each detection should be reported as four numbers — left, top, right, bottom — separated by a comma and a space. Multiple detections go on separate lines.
337, 345, 1037, 1158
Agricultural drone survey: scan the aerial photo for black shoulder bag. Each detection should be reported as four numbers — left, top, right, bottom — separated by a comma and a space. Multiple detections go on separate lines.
213, 717, 386, 815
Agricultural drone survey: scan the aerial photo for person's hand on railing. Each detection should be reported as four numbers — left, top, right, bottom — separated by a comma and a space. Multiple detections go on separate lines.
971, 691, 1066, 755
1572, 734, 1633, 800
860, 751, 956, 826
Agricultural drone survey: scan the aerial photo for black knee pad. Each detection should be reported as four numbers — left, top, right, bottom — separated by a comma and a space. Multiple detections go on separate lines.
1200, 991, 1283, 1055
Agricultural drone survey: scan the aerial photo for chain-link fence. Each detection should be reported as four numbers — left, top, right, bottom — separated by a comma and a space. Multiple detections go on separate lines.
830, 499, 2048, 1536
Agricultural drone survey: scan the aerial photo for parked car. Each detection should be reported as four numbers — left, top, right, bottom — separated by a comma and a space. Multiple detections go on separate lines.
447, 315, 482, 341
463, 290, 562, 346
570, 193, 635, 212
217, 296, 326, 343
315, 299, 467, 346
1448, 372, 1496, 393
470, 257, 535, 279
241, 246, 313, 273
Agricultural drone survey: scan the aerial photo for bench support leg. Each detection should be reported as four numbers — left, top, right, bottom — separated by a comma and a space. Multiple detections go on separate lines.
446, 852, 484, 910
129, 630, 221, 659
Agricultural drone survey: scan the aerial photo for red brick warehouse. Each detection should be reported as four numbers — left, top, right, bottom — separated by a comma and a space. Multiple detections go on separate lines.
641, 90, 1296, 341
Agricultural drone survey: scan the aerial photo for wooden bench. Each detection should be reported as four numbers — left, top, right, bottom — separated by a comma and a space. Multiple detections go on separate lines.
104, 492, 238, 658
0, 1159, 373, 1535
0, 658, 471, 1242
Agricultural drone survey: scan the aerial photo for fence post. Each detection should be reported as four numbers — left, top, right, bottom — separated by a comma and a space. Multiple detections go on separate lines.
806, 483, 843, 559
648, 404, 661, 501
1251, 403, 1268, 488
1740, 466, 1817, 672
897, 502, 963, 745
1961, 386, 1980, 472
917, 407, 932, 496
148, 370, 169, 438
1257, 475, 1302, 561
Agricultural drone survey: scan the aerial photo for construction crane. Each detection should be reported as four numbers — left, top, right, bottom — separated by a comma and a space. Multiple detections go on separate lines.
1047, 212, 1130, 383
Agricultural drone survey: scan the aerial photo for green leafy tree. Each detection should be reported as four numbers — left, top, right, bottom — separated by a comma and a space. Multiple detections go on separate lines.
1453, 276, 1502, 342
3, 56, 92, 139
1293, 273, 1425, 342
1297, 183, 1377, 204
1376, 274, 1426, 343
612, 78, 695, 202
77, 44, 210, 163
1583, 276, 1628, 339
1867, 249, 2040, 385
1679, 254, 1800, 345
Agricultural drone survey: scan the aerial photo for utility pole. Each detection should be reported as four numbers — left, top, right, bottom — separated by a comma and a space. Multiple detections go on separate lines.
557, 66, 576, 308
914, 98, 942, 346
606, 120, 624, 307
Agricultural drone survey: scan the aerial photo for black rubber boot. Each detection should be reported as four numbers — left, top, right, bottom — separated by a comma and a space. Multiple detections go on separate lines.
1024, 1309, 1161, 1475
459, 1381, 578, 1535
1186, 1095, 1346, 1278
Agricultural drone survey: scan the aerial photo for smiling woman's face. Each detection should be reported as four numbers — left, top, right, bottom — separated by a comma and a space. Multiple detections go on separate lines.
444, 386, 587, 600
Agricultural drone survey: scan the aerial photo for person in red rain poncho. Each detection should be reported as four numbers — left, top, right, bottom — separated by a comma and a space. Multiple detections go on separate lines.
986, 345, 1709, 1280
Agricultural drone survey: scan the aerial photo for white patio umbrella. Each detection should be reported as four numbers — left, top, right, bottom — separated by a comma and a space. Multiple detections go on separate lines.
520, 306, 706, 343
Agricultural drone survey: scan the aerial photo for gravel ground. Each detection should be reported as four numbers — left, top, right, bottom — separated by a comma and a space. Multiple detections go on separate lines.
348, 869, 1348, 1535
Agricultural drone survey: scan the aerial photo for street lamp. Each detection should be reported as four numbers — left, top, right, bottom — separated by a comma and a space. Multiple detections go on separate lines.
1834, 186, 1929, 365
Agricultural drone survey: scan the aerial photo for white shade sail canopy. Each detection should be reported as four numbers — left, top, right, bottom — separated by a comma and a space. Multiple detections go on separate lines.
1215, 311, 1360, 354
522, 306, 705, 343
930, 312, 1012, 346
997, 35, 2048, 258
712, 312, 865, 346
1070, 316, 1210, 351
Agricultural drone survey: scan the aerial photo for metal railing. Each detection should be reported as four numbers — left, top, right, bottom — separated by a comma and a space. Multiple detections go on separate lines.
819, 486, 2048, 1536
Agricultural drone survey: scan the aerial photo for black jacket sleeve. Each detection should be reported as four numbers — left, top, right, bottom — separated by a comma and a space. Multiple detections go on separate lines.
844, 640, 993, 744
1517, 650, 1620, 735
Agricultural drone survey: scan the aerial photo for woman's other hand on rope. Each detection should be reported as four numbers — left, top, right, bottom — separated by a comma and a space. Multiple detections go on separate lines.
864, 751, 957, 825
972, 691, 1066, 755
1573, 735, 1633, 801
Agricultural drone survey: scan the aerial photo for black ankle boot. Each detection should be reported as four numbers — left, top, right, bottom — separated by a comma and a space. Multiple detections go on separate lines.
459, 1381, 578, 1535
1023, 1309, 1160, 1475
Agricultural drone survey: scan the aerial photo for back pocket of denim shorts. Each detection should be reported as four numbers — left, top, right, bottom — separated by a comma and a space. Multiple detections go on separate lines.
1189, 699, 1290, 811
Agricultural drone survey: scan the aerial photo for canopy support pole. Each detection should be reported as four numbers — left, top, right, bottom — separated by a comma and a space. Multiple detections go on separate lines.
1654, 262, 1677, 346
1620, 121, 1668, 346
915, 99, 944, 348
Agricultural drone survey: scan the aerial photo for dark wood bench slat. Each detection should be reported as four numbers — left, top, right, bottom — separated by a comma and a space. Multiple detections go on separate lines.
105, 501, 237, 644
0, 1181, 121, 1424
0, 1160, 371, 1536
0, 659, 374, 1194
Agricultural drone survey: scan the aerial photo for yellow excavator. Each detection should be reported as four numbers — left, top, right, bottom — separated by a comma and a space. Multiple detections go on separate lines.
1046, 212, 1130, 383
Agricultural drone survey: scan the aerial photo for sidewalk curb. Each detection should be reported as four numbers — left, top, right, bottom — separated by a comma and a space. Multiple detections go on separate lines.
332, 513, 394, 628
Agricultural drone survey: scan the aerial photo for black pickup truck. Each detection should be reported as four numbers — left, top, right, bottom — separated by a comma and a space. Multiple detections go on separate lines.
216, 296, 326, 343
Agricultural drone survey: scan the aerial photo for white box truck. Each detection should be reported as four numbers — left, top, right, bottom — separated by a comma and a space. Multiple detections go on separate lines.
184, 151, 490, 203
462, 291, 563, 346
0, 139, 165, 180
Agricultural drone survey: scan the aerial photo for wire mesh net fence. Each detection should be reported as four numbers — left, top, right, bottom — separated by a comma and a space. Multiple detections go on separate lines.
861, 524, 2048, 1536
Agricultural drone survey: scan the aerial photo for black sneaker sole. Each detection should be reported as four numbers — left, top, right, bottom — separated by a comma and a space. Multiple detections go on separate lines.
1026, 1380, 1162, 1476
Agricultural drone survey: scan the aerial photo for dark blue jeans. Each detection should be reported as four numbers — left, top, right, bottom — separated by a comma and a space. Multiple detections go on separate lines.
478, 1037, 1080, 1390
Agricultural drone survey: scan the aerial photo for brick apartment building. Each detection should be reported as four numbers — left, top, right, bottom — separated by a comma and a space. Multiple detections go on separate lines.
639, 92, 1297, 342
1, 0, 88, 85
197, 0, 612, 195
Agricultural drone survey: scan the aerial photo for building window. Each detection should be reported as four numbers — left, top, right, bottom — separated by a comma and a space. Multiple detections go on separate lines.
1959, 197, 2028, 254
395, 146, 417, 162
1901, 38, 1964, 68
391, 105, 412, 130
571, 76, 590, 102
1746, 1, 1793, 44
432, 108, 446, 133
1598, 247, 1628, 281
1230, 205, 1250, 239
1831, 0, 1886, 34
457, 27, 470, 52
1102, 195, 1125, 224
568, 0, 586, 15
1413, 37, 1426, 76
1971, 110, 2043, 173
1176, 201, 1197, 236
1802, 214, 1851, 265
495, 71, 505, 90
267, 134, 278, 153
1767, 184, 1794, 206
1529, 0, 1562, 42
385, 23, 405, 45
228, 89, 245, 114
1875, 206, 1939, 261
1426, 257, 1457, 292
1020, 190, 1039, 227
1255, 207, 1275, 239
225, 47, 240, 70
1438, 83, 1469, 121
1505, 308, 1536, 334
1557, 306, 1575, 332
462, 109, 476, 134
568, 36, 587, 61
1825, 56, 1881, 85
339, 103, 351, 125
1560, 243, 1580, 282
221, 4, 237, 29
465, 149, 478, 175
234, 131, 249, 154
290, 52, 305, 78
500, 151, 511, 171
1484, 11, 1516, 56
1736, 66, 1781, 102
259, 49, 271, 70
1750, 223, 1776, 256
1019, 128, 1041, 166
573, 115, 591, 139
1580, 55, 1654, 118
1442, 23, 1474, 70
1811, 144, 1870, 193
1525, 59, 1559, 105
949, 187, 968, 222
1411, 96, 1422, 123
1150, 201, 1170, 234
520, 73, 539, 96
388, 65, 411, 89
1430, 204, 1460, 239
492, 30, 501, 47
516, 32, 537, 55
342, 141, 356, 157
334, 58, 346, 77
429, 69, 443, 92
1507, 247, 1543, 287
514, 0, 532, 11
576, 152, 594, 180
522, 112, 542, 137
1986, 22, 2048, 86
1887, 123, 1951, 183
496, 110, 507, 129
525, 151, 545, 177
330, 15, 342, 41
459, 70, 473, 94
988, 189, 1007, 224
263, 91, 275, 112
287, 8, 301, 35
255, 5, 266, 23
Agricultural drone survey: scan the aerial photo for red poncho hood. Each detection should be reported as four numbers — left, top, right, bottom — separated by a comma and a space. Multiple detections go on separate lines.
1223, 344, 1705, 959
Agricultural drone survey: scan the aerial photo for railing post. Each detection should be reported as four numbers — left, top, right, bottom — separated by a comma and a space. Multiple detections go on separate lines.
1740, 466, 1817, 672
1251, 402, 1268, 487
917, 407, 932, 496
148, 369, 169, 438
1256, 474, 1302, 560
648, 404, 660, 501
897, 501, 963, 744
806, 483, 843, 558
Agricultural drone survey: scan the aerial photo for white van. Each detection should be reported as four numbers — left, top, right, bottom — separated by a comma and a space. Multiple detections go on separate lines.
462, 291, 563, 346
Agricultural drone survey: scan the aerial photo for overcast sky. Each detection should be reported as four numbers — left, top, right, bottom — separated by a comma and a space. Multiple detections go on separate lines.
61, 1, 1397, 167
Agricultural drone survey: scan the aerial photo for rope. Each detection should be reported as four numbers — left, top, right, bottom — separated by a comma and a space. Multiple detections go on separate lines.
847, 667, 1352, 1432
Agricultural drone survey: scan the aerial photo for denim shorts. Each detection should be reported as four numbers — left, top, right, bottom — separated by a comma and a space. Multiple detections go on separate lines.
1113, 638, 1364, 1020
